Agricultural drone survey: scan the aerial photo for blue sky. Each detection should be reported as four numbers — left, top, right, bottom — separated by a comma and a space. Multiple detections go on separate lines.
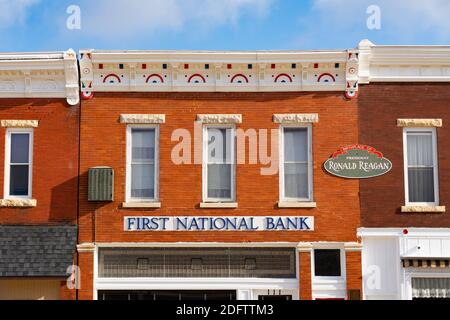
0, 0, 449, 52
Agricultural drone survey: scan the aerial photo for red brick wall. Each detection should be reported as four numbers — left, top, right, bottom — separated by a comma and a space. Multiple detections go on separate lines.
299, 251, 312, 300
359, 83, 450, 227
79, 92, 360, 244
0, 99, 79, 225
345, 251, 362, 299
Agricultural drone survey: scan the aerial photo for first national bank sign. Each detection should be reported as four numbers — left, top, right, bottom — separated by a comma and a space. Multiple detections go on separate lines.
124, 216, 314, 232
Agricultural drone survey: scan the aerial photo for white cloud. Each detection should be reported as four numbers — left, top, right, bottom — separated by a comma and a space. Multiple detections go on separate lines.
0, 0, 40, 28
295, 0, 450, 48
82, 0, 273, 39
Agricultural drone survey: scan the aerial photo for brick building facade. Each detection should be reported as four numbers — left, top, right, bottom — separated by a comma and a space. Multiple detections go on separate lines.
0, 51, 80, 299
357, 40, 450, 300
75, 49, 362, 300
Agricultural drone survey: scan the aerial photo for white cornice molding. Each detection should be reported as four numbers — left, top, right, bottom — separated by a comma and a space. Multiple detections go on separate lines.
79, 49, 354, 98
358, 39, 450, 83
0, 49, 79, 105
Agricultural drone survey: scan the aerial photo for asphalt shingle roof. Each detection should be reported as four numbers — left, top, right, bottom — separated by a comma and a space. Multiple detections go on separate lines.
0, 225, 77, 277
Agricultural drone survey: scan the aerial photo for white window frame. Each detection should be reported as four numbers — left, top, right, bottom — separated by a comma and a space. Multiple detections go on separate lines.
202, 124, 236, 203
4, 128, 33, 199
403, 127, 439, 206
279, 124, 313, 202
311, 247, 346, 280
125, 124, 159, 203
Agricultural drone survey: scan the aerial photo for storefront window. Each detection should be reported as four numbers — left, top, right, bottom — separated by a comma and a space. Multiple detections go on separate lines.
313, 249, 341, 277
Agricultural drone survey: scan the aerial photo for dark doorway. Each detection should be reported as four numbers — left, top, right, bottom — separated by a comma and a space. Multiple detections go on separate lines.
98, 290, 236, 301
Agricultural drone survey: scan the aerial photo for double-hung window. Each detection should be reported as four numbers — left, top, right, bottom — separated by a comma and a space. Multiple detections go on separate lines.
126, 126, 159, 202
203, 126, 235, 202
403, 128, 439, 206
5, 129, 33, 199
280, 126, 313, 202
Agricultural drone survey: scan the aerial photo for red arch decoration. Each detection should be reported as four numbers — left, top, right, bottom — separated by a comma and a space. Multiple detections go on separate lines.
274, 73, 293, 83
188, 74, 206, 83
145, 74, 164, 83
317, 73, 336, 83
103, 73, 121, 83
230, 74, 249, 83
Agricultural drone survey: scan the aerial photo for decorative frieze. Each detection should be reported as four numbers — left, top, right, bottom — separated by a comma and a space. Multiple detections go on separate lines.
0, 120, 39, 128
0, 199, 37, 207
397, 119, 442, 127
273, 113, 318, 124
120, 114, 165, 124
79, 49, 353, 98
197, 114, 242, 124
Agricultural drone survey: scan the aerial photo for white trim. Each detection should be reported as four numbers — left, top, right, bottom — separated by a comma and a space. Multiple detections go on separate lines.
202, 124, 236, 203
279, 124, 313, 203
278, 201, 316, 208
403, 127, 439, 207
4, 128, 33, 200
0, 50, 79, 105
125, 124, 160, 203
358, 227, 450, 237
95, 242, 300, 248
95, 278, 299, 291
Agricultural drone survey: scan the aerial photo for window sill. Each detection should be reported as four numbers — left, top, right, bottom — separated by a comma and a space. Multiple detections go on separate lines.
199, 202, 238, 209
401, 205, 445, 213
278, 201, 316, 208
0, 198, 37, 208
122, 202, 161, 209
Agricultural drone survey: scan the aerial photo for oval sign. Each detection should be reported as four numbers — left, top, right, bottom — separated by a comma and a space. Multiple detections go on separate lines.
324, 144, 392, 179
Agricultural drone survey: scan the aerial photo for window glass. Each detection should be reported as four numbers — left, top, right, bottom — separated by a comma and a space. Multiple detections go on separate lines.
206, 127, 233, 200
283, 128, 309, 199
130, 128, 156, 199
406, 132, 435, 203
314, 249, 341, 277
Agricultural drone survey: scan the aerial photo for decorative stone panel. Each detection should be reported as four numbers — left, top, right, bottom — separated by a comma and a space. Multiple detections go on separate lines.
119, 114, 165, 124
0, 120, 39, 128
397, 119, 442, 127
197, 114, 242, 124
0, 199, 37, 207
273, 113, 318, 124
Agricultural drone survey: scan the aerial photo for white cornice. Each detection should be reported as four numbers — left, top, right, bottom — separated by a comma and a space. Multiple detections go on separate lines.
358, 39, 450, 84
79, 49, 356, 98
0, 49, 79, 105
